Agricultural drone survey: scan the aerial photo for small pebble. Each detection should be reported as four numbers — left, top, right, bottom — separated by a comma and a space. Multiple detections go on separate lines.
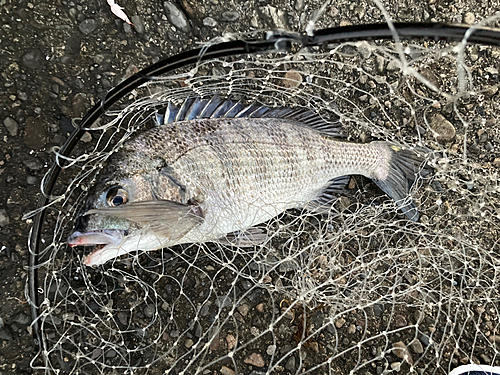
335, 318, 346, 328
244, 353, 265, 367
430, 113, 456, 142
12, 313, 30, 325
0, 326, 13, 341
210, 333, 219, 350
419, 334, 430, 347
3, 117, 18, 136
22, 157, 43, 171
221, 11, 239, 22
266, 344, 276, 356
464, 12, 475, 24
185, 338, 194, 348
0, 210, 9, 226
348, 324, 356, 334
258, 5, 289, 29
117, 312, 127, 325
408, 339, 424, 354
393, 341, 413, 364
394, 314, 407, 328
373, 304, 384, 316
21, 49, 44, 69
479, 354, 491, 363
220, 366, 235, 375
131, 15, 145, 33
238, 304, 249, 317
256, 303, 264, 313
285, 355, 296, 371
79, 18, 98, 34
164, 1, 190, 32
170, 330, 179, 338
477, 129, 488, 143
143, 305, 155, 318
390, 362, 401, 372
226, 334, 237, 350
203, 17, 217, 27
282, 70, 302, 89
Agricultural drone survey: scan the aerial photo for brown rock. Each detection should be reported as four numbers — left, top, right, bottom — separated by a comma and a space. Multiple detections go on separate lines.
226, 334, 237, 350
394, 314, 407, 328
220, 366, 235, 375
309, 341, 319, 353
244, 353, 265, 367
490, 335, 500, 343
238, 304, 249, 317
430, 114, 456, 142
256, 303, 264, 313
335, 318, 345, 328
282, 70, 302, 89
393, 341, 413, 364
209, 333, 219, 351
408, 339, 424, 354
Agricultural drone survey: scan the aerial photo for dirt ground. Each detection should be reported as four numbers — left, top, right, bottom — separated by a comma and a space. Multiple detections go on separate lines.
0, 0, 499, 374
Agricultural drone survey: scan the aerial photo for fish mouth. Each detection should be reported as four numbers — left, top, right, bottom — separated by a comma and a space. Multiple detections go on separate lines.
67, 230, 126, 266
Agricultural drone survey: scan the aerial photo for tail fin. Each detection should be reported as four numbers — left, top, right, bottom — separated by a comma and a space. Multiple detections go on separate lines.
371, 142, 431, 221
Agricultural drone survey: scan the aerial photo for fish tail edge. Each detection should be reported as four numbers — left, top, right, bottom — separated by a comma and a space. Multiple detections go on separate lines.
372, 142, 432, 222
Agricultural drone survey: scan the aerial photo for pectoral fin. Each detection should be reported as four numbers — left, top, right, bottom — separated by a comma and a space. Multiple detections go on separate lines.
217, 227, 268, 247
86, 200, 204, 240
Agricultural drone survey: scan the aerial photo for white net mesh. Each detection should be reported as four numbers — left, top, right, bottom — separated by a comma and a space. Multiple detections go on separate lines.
29, 23, 500, 375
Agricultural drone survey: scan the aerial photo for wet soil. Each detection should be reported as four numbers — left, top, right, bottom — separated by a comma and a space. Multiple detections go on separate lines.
0, 0, 498, 374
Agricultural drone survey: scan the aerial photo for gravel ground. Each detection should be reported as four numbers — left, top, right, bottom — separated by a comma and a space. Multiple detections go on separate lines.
0, 0, 499, 374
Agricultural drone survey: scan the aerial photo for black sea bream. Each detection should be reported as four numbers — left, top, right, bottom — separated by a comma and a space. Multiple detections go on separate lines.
68, 96, 429, 266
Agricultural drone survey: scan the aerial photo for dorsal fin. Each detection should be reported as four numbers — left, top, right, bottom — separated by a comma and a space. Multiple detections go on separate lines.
154, 95, 343, 137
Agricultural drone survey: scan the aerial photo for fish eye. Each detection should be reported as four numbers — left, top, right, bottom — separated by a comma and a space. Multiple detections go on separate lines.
106, 187, 129, 207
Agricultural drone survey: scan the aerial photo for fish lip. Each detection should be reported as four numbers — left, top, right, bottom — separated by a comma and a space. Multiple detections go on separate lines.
67, 229, 125, 247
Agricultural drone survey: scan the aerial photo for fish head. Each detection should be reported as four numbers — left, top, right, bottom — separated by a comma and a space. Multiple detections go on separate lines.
67, 148, 193, 266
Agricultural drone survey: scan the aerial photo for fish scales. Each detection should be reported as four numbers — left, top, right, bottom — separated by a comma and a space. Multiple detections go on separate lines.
120, 117, 383, 241
68, 98, 430, 266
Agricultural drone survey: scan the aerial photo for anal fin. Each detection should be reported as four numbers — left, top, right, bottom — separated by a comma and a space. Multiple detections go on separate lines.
306, 175, 351, 214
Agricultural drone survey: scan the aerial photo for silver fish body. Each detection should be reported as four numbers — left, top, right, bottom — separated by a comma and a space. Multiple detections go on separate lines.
68, 98, 428, 266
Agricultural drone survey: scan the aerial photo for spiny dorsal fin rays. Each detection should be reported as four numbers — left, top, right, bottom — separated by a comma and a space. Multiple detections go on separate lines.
154, 95, 342, 138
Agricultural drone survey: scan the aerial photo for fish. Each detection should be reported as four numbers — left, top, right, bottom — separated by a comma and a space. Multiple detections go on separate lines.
67, 96, 430, 266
